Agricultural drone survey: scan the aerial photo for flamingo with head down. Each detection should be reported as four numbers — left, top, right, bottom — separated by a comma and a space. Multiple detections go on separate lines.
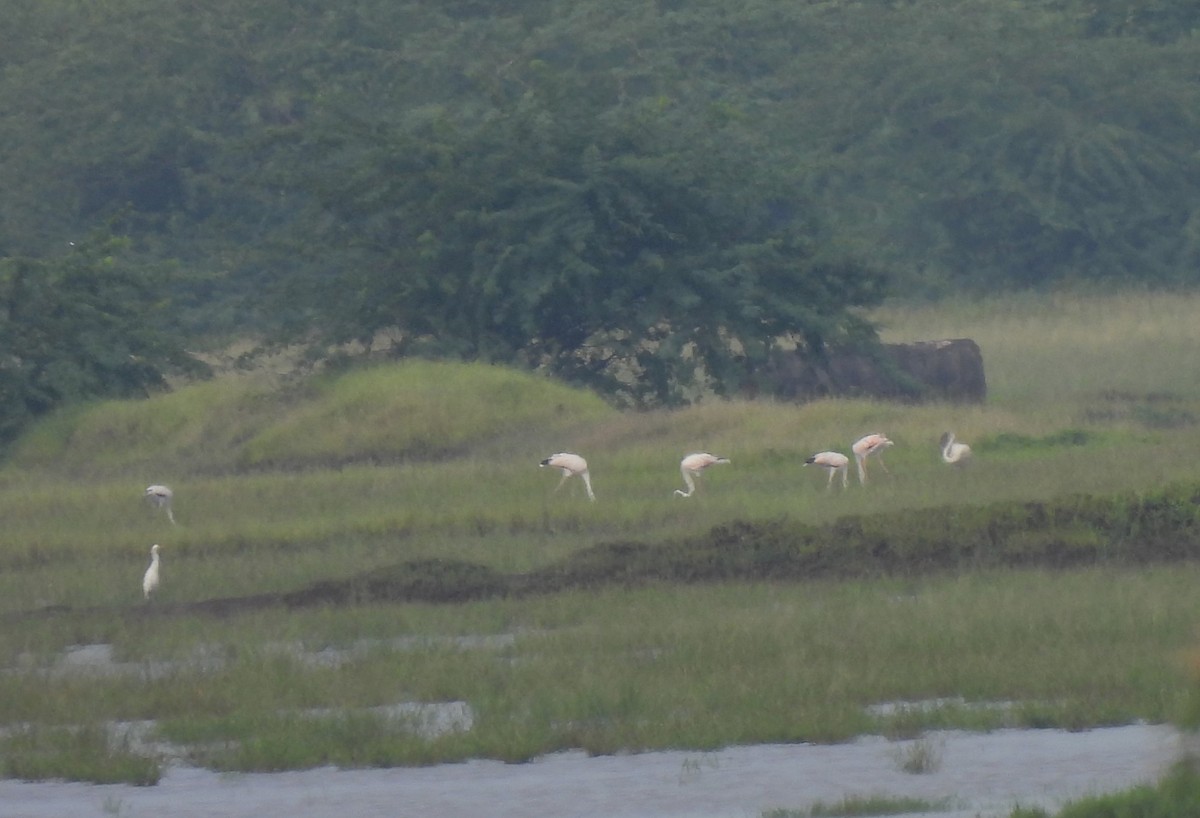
539, 453, 596, 501
805, 451, 850, 490
674, 452, 730, 498
852, 434, 893, 485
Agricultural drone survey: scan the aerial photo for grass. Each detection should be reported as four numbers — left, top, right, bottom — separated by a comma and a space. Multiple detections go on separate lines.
1009, 760, 1200, 817
4, 289, 1200, 785
0, 723, 160, 786
2, 567, 1197, 774
764, 794, 957, 817
891, 735, 944, 774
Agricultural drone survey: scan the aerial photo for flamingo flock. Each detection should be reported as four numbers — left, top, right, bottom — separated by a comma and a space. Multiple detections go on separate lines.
540, 430, 973, 502
135, 430, 970, 596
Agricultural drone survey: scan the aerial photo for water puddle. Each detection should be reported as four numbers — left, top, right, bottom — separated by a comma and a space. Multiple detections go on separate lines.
9, 635, 519, 680
0, 723, 1183, 818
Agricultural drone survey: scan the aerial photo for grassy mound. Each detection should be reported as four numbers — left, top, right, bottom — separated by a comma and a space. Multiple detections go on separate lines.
7, 360, 613, 476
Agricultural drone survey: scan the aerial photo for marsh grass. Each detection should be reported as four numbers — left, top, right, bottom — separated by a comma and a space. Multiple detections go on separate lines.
871, 289, 1200, 407
1010, 760, 1200, 817
5, 565, 1198, 778
5, 291, 1200, 782
891, 735, 944, 774
0, 723, 160, 786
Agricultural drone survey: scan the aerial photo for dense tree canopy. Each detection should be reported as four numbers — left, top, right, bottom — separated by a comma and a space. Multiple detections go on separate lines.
0, 234, 208, 446
274, 64, 885, 404
1, 0, 1199, 418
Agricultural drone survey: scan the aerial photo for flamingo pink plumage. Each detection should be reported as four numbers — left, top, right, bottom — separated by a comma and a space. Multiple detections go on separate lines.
539, 453, 596, 501
852, 434, 893, 485
674, 452, 730, 498
805, 451, 850, 490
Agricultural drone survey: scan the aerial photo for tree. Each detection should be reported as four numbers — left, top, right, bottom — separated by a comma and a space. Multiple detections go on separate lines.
0, 232, 209, 446
275, 80, 886, 405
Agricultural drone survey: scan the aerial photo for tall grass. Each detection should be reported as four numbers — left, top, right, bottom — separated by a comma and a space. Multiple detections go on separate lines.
871, 289, 1200, 407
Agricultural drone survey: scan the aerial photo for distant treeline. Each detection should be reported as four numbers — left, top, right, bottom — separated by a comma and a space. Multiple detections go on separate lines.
2, 0, 1199, 428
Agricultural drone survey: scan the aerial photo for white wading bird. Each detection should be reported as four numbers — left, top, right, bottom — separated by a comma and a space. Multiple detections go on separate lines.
145, 484, 176, 524
852, 433, 893, 485
939, 432, 972, 465
142, 544, 161, 601
539, 453, 595, 501
674, 452, 730, 498
804, 451, 850, 490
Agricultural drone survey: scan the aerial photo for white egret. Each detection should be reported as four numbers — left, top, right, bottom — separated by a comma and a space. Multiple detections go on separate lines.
142, 544, 161, 601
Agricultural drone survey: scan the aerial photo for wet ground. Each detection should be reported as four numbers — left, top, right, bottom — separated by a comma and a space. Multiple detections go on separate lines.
0, 723, 1181, 818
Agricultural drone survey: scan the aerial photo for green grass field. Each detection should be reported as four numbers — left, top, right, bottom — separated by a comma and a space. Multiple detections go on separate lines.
3, 289, 1200, 790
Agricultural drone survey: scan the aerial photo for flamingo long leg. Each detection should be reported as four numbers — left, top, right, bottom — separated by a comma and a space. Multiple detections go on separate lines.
675, 469, 697, 497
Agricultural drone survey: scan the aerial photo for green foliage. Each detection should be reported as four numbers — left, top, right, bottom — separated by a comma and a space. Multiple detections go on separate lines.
280, 86, 884, 405
1, 0, 1198, 399
0, 231, 208, 448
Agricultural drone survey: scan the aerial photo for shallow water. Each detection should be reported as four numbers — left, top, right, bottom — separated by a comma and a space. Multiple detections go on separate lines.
0, 723, 1182, 818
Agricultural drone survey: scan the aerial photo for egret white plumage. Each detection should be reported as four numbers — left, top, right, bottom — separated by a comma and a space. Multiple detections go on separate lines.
804, 451, 850, 490
142, 544, 161, 600
539, 453, 595, 501
852, 434, 893, 485
145, 484, 176, 524
674, 452, 730, 498
939, 432, 972, 465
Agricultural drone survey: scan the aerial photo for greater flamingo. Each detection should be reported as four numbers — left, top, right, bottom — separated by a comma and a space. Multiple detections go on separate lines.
804, 451, 850, 490
852, 434, 893, 485
145, 484, 176, 524
142, 544, 161, 600
939, 432, 972, 465
674, 452, 730, 498
539, 453, 595, 501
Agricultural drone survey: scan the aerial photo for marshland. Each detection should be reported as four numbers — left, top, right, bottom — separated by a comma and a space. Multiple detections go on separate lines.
4, 291, 1200, 817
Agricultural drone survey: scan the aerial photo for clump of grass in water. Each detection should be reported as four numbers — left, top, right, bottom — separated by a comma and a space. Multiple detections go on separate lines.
891, 735, 943, 774
762, 794, 955, 817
